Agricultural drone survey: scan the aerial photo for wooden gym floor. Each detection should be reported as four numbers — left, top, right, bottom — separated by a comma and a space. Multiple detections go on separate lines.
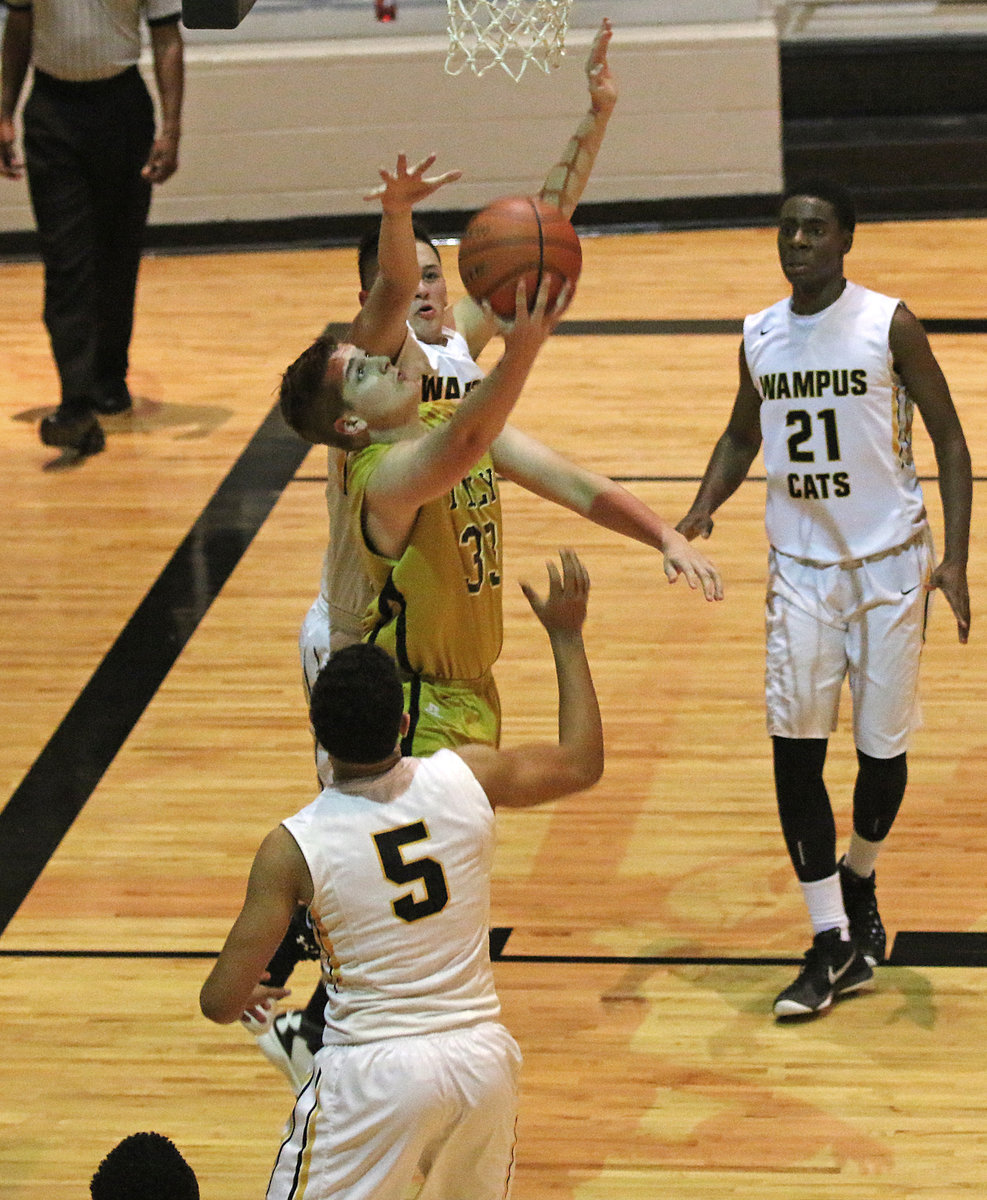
1, 217, 986, 1197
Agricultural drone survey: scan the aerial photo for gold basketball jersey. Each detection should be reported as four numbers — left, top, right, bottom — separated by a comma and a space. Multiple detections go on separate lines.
345, 401, 504, 683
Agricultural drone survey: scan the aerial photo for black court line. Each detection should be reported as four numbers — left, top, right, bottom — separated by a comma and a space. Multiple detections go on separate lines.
0, 403, 310, 937
549, 317, 987, 337
326, 317, 987, 339
294, 474, 987, 487
493, 928, 987, 968
3, 930, 986, 968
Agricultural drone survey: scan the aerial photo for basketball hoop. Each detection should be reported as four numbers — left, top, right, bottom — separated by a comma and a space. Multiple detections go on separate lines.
445, 0, 572, 81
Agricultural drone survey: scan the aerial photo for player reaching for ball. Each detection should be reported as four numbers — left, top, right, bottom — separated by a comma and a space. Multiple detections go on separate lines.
301, 18, 720, 752
252, 21, 721, 1089
283, 243, 572, 755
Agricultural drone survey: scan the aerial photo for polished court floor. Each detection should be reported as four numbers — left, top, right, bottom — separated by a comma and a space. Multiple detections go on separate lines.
1, 218, 986, 1197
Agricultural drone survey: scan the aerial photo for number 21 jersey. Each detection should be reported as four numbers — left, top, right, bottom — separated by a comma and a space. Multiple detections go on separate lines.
745, 280, 927, 565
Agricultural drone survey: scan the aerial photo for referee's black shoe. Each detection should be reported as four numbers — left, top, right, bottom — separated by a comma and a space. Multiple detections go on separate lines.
39, 408, 105, 456
93, 380, 133, 415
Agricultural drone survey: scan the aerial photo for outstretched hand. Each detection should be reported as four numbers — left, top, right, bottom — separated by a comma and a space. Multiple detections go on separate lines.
928, 557, 970, 643
661, 527, 723, 601
586, 17, 616, 116
364, 152, 462, 212
521, 548, 590, 637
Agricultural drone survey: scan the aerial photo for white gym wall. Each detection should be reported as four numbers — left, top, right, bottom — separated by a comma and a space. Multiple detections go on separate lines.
0, 1, 783, 234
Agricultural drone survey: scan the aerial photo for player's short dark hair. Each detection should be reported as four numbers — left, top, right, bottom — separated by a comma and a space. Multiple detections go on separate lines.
90, 1132, 199, 1200
279, 331, 354, 448
310, 643, 405, 764
781, 176, 856, 234
358, 220, 441, 291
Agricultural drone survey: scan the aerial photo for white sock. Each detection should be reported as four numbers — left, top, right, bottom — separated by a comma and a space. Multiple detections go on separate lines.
800, 872, 850, 939
844, 832, 882, 880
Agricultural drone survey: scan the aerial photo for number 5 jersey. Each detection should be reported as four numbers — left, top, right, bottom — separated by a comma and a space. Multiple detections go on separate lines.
281, 748, 501, 1043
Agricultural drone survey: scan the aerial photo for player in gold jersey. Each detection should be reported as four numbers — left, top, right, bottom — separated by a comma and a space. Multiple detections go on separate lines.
346, 394, 505, 752
298, 20, 720, 763
282, 262, 566, 741
281, 152, 721, 755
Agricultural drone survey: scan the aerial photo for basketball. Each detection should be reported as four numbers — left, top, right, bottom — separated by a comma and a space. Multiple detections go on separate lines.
458, 195, 582, 319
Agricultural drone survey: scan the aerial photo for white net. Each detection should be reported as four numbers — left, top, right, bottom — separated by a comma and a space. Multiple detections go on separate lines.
445, 0, 572, 81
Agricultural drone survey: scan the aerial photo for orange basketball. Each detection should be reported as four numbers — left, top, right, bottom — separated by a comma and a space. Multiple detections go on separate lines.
458, 195, 582, 319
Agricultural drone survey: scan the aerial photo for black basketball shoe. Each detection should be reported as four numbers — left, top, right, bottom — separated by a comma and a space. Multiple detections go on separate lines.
773, 928, 874, 1018
839, 856, 887, 965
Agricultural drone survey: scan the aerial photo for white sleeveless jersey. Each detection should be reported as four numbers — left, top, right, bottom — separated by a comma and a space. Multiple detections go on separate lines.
745, 281, 927, 565
412, 325, 486, 402
282, 748, 500, 1044
320, 325, 486, 634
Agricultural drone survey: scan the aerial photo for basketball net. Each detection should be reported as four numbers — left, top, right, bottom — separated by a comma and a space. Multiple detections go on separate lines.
445, 0, 571, 81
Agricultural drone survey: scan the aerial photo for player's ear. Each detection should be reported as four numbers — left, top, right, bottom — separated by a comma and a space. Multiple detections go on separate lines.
400, 712, 411, 737
358, 289, 369, 306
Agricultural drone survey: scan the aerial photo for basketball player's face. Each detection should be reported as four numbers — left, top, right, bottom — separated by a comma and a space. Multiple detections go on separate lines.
408, 242, 448, 344
777, 196, 852, 292
327, 345, 417, 429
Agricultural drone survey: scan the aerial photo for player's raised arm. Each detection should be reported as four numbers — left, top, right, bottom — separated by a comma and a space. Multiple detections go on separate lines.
453, 18, 616, 356
539, 17, 617, 219
362, 277, 569, 555
348, 152, 461, 360
458, 549, 603, 805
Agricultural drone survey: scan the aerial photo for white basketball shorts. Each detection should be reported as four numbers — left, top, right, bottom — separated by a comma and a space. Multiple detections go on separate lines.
297, 594, 332, 784
298, 593, 331, 699
764, 531, 934, 757
267, 1021, 521, 1200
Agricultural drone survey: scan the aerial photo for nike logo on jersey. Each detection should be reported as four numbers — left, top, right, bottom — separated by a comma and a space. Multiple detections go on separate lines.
900, 584, 920, 595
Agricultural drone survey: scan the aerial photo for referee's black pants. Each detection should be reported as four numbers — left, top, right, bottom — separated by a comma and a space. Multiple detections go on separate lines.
23, 66, 155, 416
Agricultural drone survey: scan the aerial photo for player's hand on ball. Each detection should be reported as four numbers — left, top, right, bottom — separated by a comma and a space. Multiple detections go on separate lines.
483, 276, 571, 342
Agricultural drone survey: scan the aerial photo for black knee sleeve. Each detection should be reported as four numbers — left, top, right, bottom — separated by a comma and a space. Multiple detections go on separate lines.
853, 749, 907, 842
772, 736, 836, 882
